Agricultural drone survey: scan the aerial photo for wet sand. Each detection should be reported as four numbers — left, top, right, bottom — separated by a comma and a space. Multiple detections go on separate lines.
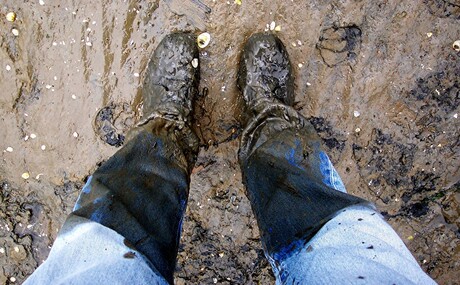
0, 0, 459, 283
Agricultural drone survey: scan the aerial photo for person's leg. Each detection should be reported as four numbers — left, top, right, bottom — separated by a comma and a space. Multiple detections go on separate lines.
237, 33, 435, 284
25, 33, 200, 285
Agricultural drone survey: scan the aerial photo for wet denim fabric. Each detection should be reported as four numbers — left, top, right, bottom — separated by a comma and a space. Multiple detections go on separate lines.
238, 102, 435, 284
25, 108, 435, 284
261, 151, 434, 284
26, 124, 193, 285
24, 216, 168, 285
270, 205, 436, 285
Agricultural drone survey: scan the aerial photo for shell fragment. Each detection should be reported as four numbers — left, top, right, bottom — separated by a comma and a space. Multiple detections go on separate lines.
192, 58, 199, 68
453, 40, 460, 52
6, 12, 16, 22
197, 32, 211, 49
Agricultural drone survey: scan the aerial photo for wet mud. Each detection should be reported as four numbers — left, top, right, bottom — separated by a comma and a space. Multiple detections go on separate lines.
0, 0, 459, 284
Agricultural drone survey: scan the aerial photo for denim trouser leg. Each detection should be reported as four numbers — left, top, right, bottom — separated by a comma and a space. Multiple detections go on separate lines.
25, 118, 199, 285
239, 102, 436, 284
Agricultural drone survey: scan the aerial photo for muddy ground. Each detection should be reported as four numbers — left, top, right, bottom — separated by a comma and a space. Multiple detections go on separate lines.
0, 0, 459, 284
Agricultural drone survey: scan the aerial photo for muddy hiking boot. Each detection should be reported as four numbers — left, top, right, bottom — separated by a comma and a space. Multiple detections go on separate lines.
237, 33, 371, 262
136, 32, 200, 172
142, 32, 200, 123
237, 33, 294, 118
66, 33, 200, 284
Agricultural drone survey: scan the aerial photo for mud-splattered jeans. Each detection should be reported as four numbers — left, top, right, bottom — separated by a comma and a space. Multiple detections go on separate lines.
24, 104, 436, 285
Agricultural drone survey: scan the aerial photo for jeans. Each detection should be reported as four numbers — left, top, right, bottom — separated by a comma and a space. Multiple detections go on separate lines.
25, 104, 435, 284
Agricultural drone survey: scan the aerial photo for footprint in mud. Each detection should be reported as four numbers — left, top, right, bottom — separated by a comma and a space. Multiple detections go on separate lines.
316, 25, 362, 67
94, 103, 136, 147
424, 0, 460, 19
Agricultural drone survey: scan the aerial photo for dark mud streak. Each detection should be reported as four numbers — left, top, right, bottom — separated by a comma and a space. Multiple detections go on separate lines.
121, 0, 138, 67
424, 0, 460, 19
142, 1, 160, 26
102, 1, 116, 107
80, 24, 90, 83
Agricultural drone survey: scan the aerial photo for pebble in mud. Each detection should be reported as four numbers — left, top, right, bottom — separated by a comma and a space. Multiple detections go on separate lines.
6, 147, 13, 152
11, 28, 19, 36
21, 172, 30, 180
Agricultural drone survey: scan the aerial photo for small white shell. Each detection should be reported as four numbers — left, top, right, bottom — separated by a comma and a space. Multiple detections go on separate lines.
197, 32, 211, 49
12, 28, 19, 36
192, 58, 199, 68
453, 40, 460, 52
6, 12, 16, 22
22, 172, 30, 179
270, 21, 276, 31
